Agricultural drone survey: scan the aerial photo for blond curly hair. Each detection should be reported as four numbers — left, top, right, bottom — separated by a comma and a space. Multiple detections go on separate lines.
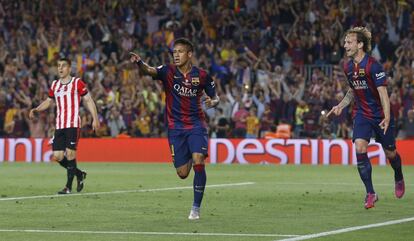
345, 27, 372, 52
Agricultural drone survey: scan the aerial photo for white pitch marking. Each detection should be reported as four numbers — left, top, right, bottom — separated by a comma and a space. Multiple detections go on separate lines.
273, 182, 400, 186
276, 216, 414, 241
0, 229, 299, 238
0, 182, 255, 202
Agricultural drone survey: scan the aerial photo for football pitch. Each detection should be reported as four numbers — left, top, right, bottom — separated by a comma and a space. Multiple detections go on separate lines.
0, 162, 413, 241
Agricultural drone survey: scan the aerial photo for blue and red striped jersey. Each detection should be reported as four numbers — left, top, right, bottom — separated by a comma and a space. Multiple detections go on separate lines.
343, 54, 387, 120
155, 64, 217, 130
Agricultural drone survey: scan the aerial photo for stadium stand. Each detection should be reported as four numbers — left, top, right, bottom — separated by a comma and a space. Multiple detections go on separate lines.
0, 0, 413, 139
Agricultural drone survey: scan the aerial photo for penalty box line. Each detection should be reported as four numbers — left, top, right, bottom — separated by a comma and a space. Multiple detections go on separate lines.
276, 216, 414, 241
0, 182, 255, 202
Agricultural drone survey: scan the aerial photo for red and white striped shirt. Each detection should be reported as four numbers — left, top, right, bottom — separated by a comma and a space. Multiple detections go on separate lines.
48, 77, 88, 129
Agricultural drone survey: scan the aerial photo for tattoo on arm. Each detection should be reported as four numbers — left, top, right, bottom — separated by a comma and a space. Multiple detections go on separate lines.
136, 60, 157, 77
338, 89, 354, 108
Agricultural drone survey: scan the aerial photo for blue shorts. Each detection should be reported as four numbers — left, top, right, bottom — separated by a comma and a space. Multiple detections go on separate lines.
168, 128, 208, 168
352, 115, 396, 150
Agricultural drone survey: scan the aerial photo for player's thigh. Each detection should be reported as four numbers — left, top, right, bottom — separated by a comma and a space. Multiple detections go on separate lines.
52, 129, 66, 152
374, 118, 397, 151
168, 130, 192, 169
64, 128, 80, 151
352, 116, 372, 145
188, 128, 208, 165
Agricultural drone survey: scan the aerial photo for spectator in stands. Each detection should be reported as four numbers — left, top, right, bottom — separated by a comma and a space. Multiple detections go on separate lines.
398, 109, 414, 139
1, 0, 413, 140
212, 108, 230, 138
294, 100, 309, 138
107, 107, 126, 137
246, 107, 259, 138
232, 104, 249, 138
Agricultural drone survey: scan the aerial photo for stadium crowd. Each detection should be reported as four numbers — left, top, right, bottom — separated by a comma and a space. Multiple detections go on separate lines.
1, 0, 414, 139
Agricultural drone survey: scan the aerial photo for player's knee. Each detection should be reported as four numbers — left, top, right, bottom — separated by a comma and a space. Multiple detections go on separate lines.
65, 149, 76, 160
52, 151, 64, 162
355, 146, 367, 153
66, 153, 76, 160
177, 171, 189, 179
385, 149, 397, 159
192, 153, 205, 165
176, 165, 190, 179
51, 155, 64, 162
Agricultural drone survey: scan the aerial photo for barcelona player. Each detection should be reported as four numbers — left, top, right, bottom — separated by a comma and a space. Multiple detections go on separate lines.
327, 27, 405, 209
130, 38, 219, 219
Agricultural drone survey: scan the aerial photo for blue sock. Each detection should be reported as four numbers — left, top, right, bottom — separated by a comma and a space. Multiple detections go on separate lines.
389, 153, 403, 182
193, 164, 206, 208
357, 153, 375, 194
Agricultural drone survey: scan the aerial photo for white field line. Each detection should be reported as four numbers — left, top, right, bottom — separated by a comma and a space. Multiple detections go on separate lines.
0, 229, 300, 238
276, 216, 414, 241
273, 182, 401, 186
0, 182, 254, 202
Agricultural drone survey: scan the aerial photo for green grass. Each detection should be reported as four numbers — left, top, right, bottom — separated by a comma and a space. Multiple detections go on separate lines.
0, 162, 413, 241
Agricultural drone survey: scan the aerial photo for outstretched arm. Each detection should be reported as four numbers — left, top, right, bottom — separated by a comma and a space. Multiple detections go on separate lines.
82, 93, 100, 131
129, 52, 158, 77
326, 88, 354, 118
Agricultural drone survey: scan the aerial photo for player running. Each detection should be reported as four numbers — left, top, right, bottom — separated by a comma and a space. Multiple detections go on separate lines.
130, 38, 219, 219
327, 27, 405, 209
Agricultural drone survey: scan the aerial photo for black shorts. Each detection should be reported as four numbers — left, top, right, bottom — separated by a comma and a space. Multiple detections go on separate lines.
52, 128, 80, 151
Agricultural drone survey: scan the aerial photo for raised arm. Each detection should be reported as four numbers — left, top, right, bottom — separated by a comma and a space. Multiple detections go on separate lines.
129, 52, 158, 77
56, 28, 63, 49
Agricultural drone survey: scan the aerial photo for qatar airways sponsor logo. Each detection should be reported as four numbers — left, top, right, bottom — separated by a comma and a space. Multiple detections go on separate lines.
173, 83, 198, 97
375, 71, 385, 79
351, 79, 368, 90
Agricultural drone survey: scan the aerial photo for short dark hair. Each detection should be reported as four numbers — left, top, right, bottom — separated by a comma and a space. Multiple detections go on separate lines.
174, 38, 194, 52
58, 57, 72, 66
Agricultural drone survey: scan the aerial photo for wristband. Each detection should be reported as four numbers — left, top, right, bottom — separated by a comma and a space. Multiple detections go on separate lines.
136, 59, 144, 66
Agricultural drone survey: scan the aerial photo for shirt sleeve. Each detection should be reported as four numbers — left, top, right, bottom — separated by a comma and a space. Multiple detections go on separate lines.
48, 81, 56, 98
370, 62, 387, 87
48, 88, 54, 98
204, 73, 217, 98
153, 64, 169, 83
78, 79, 89, 96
